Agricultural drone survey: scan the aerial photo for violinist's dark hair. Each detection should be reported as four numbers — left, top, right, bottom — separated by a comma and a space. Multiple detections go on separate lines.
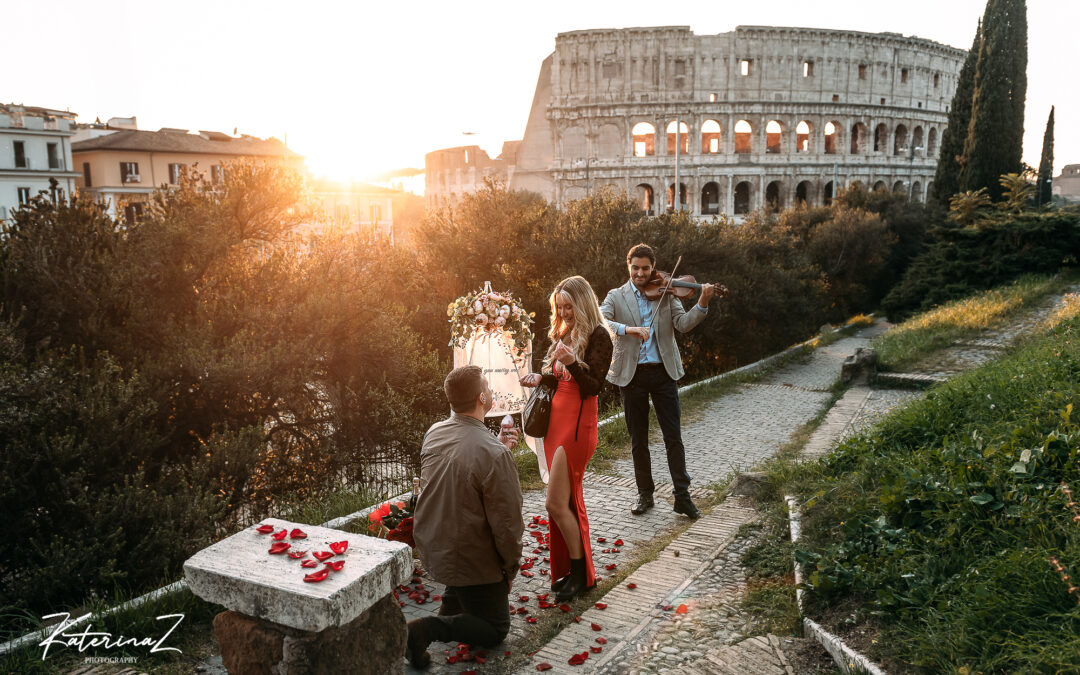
626, 244, 655, 265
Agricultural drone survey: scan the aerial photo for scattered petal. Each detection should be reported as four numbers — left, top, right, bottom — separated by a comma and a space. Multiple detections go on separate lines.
613, 539, 624, 546
591, 622, 602, 631
329, 541, 348, 555
675, 604, 689, 614
303, 569, 330, 583
590, 646, 602, 653
519, 595, 530, 602
612, 548, 621, 553
313, 551, 334, 561
300, 559, 318, 568
271, 529, 289, 541
559, 603, 571, 612
526, 617, 537, 624
595, 637, 608, 644
573, 616, 582, 623
568, 651, 589, 665
596, 537, 607, 543
604, 564, 617, 570
324, 560, 345, 571
536, 663, 552, 671
256, 524, 275, 534
516, 607, 528, 615
594, 602, 607, 610
268, 542, 291, 554
287, 550, 307, 559
521, 570, 534, 578
536, 593, 549, 600
627, 583, 637, 589
290, 528, 307, 539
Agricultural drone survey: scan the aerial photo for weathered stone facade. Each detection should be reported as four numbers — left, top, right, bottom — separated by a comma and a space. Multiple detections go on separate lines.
425, 142, 520, 208
509, 25, 967, 216
1053, 164, 1080, 203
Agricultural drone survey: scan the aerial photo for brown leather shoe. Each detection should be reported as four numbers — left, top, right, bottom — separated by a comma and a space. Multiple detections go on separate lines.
405, 618, 432, 668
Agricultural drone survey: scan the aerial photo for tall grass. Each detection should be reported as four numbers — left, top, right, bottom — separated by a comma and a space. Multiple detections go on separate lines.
792, 312, 1080, 671
873, 273, 1075, 370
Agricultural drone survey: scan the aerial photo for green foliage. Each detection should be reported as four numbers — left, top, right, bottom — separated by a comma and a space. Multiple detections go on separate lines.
932, 19, 982, 206
881, 209, 1080, 320
1037, 106, 1055, 207
998, 172, 1036, 214
792, 310, 1080, 671
959, 0, 1028, 200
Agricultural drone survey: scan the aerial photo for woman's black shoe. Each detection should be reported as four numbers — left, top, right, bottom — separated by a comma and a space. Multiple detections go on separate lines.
551, 575, 570, 593
555, 557, 588, 602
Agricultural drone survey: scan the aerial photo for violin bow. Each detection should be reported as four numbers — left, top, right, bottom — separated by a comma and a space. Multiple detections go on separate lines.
655, 255, 683, 309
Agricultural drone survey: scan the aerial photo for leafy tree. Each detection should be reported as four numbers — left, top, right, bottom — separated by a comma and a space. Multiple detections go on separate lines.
1037, 106, 1055, 206
932, 19, 982, 206
959, 0, 1029, 200
998, 172, 1035, 214
948, 188, 993, 227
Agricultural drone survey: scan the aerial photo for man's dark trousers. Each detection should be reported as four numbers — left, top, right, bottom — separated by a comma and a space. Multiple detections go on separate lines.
620, 363, 691, 499
421, 580, 510, 647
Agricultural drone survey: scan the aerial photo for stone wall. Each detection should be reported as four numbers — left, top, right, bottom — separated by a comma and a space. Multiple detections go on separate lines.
509, 24, 967, 216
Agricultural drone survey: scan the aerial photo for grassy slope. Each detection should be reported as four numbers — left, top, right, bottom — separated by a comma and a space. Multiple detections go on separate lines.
792, 299, 1080, 671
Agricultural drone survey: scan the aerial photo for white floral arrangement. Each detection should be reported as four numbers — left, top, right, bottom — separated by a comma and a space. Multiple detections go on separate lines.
447, 287, 535, 353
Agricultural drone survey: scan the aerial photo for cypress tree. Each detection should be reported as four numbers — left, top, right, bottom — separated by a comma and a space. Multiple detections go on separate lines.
931, 20, 981, 206
1036, 106, 1054, 206
959, 0, 1028, 200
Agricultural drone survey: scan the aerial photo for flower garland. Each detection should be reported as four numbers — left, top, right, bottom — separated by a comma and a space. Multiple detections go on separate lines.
447, 287, 534, 354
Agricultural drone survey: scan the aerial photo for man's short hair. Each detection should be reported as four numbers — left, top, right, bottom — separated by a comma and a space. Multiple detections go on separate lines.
627, 243, 656, 265
444, 365, 484, 413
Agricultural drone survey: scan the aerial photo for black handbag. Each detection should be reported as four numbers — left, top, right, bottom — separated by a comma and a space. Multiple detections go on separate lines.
522, 381, 555, 438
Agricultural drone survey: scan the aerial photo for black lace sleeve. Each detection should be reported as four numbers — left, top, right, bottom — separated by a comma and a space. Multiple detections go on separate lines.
566, 326, 614, 398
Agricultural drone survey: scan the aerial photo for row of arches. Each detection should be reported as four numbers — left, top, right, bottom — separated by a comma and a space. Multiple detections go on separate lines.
634, 177, 931, 216
631, 120, 939, 158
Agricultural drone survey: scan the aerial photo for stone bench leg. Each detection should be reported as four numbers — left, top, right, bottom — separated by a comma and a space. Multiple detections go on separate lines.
212, 594, 405, 674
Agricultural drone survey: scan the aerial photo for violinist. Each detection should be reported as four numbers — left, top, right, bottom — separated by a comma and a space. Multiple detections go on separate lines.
599, 243, 728, 519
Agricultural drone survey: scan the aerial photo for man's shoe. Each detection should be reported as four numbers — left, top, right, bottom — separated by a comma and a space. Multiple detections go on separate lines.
405, 618, 432, 668
673, 497, 701, 519
631, 495, 654, 515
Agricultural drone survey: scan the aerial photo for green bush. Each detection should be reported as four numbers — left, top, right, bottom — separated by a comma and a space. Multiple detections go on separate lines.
881, 210, 1080, 320
794, 313, 1080, 671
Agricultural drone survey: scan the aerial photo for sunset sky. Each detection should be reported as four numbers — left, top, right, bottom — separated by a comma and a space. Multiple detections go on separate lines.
6, 0, 1073, 191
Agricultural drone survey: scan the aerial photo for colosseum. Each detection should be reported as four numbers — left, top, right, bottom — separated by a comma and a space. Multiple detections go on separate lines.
427, 25, 967, 216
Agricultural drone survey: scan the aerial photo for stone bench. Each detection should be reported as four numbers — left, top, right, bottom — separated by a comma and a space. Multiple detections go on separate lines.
184, 518, 412, 674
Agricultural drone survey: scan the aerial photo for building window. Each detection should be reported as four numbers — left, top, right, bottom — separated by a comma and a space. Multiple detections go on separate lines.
50, 186, 63, 203
13, 141, 27, 168
709, 93, 717, 102
934, 73, 940, 88
47, 143, 59, 170
901, 68, 909, 83
858, 64, 867, 80
631, 121, 656, 157
211, 165, 224, 184
123, 203, 144, 224
740, 59, 752, 76
168, 163, 185, 184
17, 187, 31, 205
802, 61, 813, 77
881, 97, 887, 105
120, 162, 140, 183
832, 94, 840, 102
83, 162, 92, 187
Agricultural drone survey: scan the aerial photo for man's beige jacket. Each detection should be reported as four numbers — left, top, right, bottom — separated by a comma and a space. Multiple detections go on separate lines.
414, 413, 524, 587
600, 280, 709, 387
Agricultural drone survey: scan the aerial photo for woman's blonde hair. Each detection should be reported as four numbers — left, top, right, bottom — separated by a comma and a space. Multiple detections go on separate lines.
542, 276, 612, 373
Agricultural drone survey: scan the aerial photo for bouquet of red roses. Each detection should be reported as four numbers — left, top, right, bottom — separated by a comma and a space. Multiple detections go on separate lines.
368, 499, 415, 548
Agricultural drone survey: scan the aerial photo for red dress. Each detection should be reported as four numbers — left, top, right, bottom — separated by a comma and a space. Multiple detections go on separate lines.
541, 325, 613, 589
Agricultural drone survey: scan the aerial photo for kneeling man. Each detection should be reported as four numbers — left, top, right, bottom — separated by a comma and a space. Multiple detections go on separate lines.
407, 365, 523, 668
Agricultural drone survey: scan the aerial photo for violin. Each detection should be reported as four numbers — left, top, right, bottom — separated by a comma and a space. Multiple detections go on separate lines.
641, 256, 725, 302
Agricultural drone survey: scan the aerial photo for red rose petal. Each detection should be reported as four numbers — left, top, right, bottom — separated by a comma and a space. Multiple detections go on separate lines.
271, 528, 288, 541
558, 603, 571, 612
447, 656, 457, 664
591, 622, 602, 631
536, 664, 552, 671
268, 542, 291, 554
300, 559, 318, 568
526, 617, 537, 624
676, 604, 689, 614
256, 524, 275, 534
287, 550, 307, 559
595, 637, 608, 644
536, 593, 549, 600
329, 541, 348, 555
614, 539, 624, 546
573, 616, 582, 623
516, 607, 528, 615
568, 651, 589, 665
519, 595, 530, 602
313, 551, 334, 561
303, 569, 330, 582
597, 537, 606, 543
594, 602, 607, 610
521, 570, 534, 578
505, 651, 512, 656
433, 594, 442, 601
290, 528, 307, 539
612, 548, 621, 553
590, 646, 602, 653
604, 563, 616, 570
324, 560, 345, 571
627, 583, 637, 589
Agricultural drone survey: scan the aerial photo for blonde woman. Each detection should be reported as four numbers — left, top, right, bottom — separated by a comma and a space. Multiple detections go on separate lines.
520, 276, 613, 601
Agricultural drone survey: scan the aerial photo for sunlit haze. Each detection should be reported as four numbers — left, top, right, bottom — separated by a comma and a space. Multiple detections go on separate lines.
6, 0, 1075, 192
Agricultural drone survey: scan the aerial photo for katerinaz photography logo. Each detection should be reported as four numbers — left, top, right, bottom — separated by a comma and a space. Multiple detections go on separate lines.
37, 612, 184, 661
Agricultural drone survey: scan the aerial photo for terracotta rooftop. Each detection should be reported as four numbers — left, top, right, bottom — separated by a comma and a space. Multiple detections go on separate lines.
72, 129, 301, 158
